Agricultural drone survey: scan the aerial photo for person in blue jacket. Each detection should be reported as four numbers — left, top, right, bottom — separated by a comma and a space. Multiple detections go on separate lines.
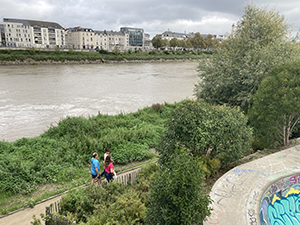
90, 152, 101, 185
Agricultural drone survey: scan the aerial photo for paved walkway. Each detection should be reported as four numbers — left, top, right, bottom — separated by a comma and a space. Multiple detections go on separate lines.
204, 144, 300, 225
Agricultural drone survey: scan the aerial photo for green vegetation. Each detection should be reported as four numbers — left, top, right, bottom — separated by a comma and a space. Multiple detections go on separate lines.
249, 61, 300, 148
195, 4, 300, 113
0, 103, 178, 214
0, 48, 209, 63
56, 162, 158, 224
146, 148, 212, 224
157, 99, 252, 166
152, 32, 218, 50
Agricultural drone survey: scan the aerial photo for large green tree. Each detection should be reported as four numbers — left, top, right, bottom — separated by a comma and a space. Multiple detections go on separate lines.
169, 37, 179, 48
194, 4, 300, 112
189, 32, 205, 49
248, 61, 300, 148
151, 35, 163, 49
204, 34, 219, 49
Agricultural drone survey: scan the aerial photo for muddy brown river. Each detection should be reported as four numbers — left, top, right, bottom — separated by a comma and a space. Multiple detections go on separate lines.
0, 61, 199, 142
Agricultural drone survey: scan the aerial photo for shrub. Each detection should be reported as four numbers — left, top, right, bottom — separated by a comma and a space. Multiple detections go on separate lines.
58, 163, 157, 224
157, 99, 252, 165
146, 148, 212, 224
148, 50, 157, 55
54, 46, 60, 54
99, 49, 108, 54
112, 49, 120, 55
87, 190, 146, 225
68, 47, 74, 55
29, 47, 35, 55
151, 103, 164, 113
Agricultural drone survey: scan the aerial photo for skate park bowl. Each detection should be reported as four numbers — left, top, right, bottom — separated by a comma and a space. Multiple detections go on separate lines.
259, 173, 300, 225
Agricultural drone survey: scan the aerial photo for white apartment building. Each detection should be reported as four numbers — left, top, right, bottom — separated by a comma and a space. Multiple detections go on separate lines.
0, 21, 34, 47
66, 28, 128, 51
103, 30, 128, 51
160, 31, 194, 41
65, 27, 95, 50
144, 33, 152, 49
1, 18, 65, 48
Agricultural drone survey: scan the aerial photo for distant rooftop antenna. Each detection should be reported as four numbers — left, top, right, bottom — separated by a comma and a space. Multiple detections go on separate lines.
231, 23, 235, 38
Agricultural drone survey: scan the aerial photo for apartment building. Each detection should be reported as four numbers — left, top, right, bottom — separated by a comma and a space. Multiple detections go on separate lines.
160, 31, 194, 41
66, 28, 128, 51
65, 27, 95, 50
120, 27, 144, 50
94, 30, 107, 50
104, 30, 128, 51
0, 20, 34, 47
144, 33, 152, 49
1, 18, 65, 48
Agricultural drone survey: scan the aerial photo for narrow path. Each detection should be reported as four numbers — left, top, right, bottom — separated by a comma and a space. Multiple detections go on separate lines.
204, 145, 300, 225
0, 166, 142, 225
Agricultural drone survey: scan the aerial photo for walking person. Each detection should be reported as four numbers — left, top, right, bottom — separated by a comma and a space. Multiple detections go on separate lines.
100, 148, 112, 178
104, 148, 111, 161
104, 155, 115, 183
90, 152, 101, 185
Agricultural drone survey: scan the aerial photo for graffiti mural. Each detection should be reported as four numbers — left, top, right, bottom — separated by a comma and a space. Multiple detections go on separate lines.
259, 174, 300, 225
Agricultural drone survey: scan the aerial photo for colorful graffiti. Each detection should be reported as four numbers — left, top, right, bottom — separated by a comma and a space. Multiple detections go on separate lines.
259, 174, 300, 225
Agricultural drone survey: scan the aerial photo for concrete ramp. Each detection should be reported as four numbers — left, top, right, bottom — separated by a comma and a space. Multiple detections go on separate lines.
204, 145, 300, 225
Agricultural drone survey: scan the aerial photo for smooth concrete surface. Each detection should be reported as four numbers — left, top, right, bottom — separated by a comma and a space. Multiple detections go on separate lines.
0, 196, 61, 225
204, 145, 300, 225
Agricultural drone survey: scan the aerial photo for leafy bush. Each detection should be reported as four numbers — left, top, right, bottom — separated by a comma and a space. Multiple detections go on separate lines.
113, 143, 154, 165
199, 156, 221, 178
152, 103, 164, 113
58, 163, 158, 224
148, 50, 157, 55
54, 46, 60, 54
99, 49, 108, 54
87, 190, 146, 225
157, 99, 252, 165
29, 47, 35, 55
68, 48, 74, 55
146, 148, 212, 224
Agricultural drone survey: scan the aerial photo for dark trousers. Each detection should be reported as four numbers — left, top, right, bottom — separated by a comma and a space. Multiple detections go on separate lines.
104, 171, 113, 182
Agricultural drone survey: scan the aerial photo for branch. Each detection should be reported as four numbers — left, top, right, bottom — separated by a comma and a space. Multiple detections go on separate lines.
291, 115, 300, 132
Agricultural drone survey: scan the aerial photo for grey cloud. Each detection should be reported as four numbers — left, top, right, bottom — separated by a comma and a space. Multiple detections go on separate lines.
0, 0, 299, 38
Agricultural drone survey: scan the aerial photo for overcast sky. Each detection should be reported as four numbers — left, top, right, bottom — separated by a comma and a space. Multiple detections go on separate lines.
1, 0, 300, 38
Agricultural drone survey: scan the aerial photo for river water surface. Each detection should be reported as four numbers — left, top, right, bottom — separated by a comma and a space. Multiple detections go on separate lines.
0, 62, 199, 142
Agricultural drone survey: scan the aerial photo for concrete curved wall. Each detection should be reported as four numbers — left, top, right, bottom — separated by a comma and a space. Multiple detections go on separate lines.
259, 173, 300, 225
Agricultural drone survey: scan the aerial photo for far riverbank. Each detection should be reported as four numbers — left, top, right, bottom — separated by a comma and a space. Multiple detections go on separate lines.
0, 57, 199, 66
0, 48, 208, 66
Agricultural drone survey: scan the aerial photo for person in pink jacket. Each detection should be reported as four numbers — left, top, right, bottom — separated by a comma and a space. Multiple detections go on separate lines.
104, 155, 115, 182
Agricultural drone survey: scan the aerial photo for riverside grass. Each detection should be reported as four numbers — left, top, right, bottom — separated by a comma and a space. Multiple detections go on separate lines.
0, 102, 178, 215
0, 48, 210, 62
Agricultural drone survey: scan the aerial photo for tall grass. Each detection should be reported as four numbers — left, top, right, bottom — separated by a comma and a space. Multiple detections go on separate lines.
0, 103, 178, 197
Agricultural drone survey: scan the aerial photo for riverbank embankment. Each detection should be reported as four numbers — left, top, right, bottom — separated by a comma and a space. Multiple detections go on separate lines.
0, 58, 199, 66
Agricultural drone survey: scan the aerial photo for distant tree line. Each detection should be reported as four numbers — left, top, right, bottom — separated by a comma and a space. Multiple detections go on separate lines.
151, 32, 220, 50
